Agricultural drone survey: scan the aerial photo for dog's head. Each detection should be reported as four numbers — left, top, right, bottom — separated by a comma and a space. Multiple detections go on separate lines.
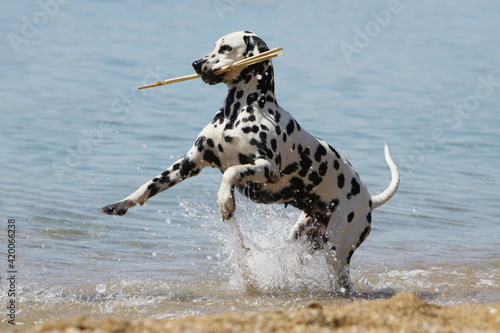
192, 31, 270, 85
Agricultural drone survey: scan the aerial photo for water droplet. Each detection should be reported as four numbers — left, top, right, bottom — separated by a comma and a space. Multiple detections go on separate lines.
256, 74, 262, 80
96, 284, 106, 293
152, 252, 157, 256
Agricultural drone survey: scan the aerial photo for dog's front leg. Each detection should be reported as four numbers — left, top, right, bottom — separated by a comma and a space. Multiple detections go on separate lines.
218, 158, 280, 220
102, 144, 206, 216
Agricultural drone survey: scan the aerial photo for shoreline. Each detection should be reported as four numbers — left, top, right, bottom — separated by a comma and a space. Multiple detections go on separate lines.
8, 291, 500, 332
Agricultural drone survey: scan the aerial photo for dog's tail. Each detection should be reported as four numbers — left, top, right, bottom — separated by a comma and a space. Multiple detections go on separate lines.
371, 144, 400, 210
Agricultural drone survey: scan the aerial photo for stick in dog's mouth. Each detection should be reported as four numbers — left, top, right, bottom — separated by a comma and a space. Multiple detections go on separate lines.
137, 47, 284, 90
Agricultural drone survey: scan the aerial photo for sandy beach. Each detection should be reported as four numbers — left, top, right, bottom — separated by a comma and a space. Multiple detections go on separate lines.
9, 292, 500, 332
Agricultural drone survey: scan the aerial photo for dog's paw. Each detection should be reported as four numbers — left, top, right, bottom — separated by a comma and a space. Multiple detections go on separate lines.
217, 186, 235, 221
101, 199, 136, 216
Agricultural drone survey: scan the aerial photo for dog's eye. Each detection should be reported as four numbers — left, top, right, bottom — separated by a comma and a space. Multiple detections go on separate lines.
218, 44, 232, 54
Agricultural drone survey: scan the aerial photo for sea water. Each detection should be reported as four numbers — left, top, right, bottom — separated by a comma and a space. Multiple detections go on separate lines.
1, 0, 499, 326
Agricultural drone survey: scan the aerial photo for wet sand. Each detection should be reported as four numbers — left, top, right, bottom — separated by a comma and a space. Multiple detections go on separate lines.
9, 292, 500, 332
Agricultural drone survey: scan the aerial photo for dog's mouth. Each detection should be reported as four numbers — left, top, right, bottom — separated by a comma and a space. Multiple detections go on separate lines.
200, 70, 225, 85
193, 59, 225, 85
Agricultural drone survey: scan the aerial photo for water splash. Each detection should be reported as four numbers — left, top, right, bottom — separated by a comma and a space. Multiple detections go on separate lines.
183, 195, 339, 293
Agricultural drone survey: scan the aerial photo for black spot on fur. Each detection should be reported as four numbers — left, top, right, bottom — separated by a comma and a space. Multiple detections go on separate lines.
206, 138, 215, 148
347, 212, 355, 222
243, 115, 256, 122
333, 160, 340, 170
258, 97, 266, 108
238, 153, 256, 165
246, 92, 258, 105
314, 144, 327, 162
271, 139, 277, 151
346, 249, 354, 265
147, 183, 159, 198
180, 157, 196, 179
274, 111, 281, 123
224, 88, 236, 117
318, 162, 328, 176
158, 172, 170, 184
233, 101, 241, 114
274, 152, 281, 168
279, 177, 305, 201
356, 226, 371, 248
211, 110, 224, 125
224, 135, 233, 143
329, 199, 340, 211
195, 136, 206, 152
239, 168, 255, 179
298, 150, 312, 177
308, 172, 323, 186
218, 44, 232, 53
337, 174, 345, 188
203, 150, 221, 167
351, 178, 361, 196
286, 119, 295, 135
281, 162, 299, 176
367, 212, 372, 223
328, 145, 341, 159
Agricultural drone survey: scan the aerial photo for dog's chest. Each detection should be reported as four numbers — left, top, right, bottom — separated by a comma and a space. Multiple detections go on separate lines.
209, 105, 274, 163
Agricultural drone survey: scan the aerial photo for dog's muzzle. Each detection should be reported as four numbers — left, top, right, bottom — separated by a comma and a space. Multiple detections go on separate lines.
192, 59, 224, 85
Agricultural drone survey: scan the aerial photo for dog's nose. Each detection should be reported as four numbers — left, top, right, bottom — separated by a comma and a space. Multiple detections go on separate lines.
192, 59, 204, 74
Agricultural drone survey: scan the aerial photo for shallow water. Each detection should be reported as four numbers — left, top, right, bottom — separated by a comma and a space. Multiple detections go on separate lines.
1, 0, 500, 327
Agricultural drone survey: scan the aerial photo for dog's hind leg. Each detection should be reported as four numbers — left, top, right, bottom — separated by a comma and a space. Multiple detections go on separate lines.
324, 251, 352, 293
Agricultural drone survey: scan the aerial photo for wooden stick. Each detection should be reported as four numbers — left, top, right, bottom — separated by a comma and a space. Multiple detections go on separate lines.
138, 46, 284, 90
213, 47, 283, 75
138, 73, 201, 89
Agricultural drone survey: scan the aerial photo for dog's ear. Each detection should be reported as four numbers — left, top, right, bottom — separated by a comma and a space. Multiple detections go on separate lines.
243, 35, 269, 57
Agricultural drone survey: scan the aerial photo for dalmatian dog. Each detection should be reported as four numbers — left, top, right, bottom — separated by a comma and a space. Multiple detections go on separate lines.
102, 31, 400, 289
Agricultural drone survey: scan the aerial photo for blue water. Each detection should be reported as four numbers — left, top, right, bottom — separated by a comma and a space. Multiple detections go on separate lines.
1, 0, 500, 326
